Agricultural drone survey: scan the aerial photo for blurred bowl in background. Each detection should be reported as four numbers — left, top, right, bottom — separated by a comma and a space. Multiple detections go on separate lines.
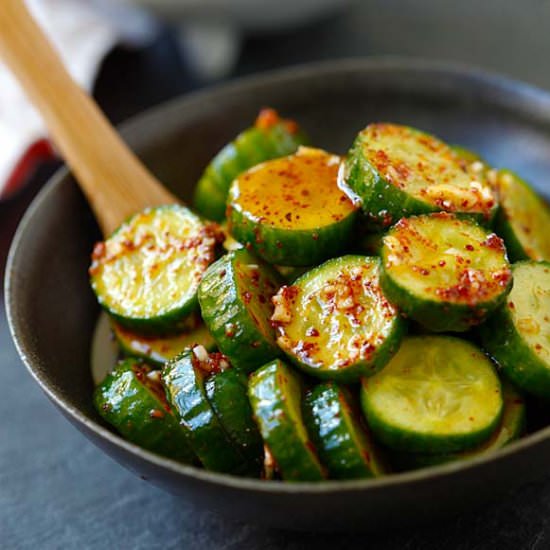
128, 0, 349, 79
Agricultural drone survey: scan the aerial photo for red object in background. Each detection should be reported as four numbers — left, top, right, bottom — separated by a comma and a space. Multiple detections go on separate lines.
1, 139, 56, 201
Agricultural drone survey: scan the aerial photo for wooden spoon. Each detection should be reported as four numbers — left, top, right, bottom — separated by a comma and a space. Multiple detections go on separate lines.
0, 0, 178, 236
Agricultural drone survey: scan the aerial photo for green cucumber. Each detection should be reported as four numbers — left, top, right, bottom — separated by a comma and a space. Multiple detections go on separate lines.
272, 255, 405, 382
491, 170, 550, 262
198, 249, 283, 372
94, 359, 195, 463
380, 213, 513, 332
227, 147, 359, 266
389, 378, 526, 470
90, 205, 221, 334
248, 359, 326, 481
303, 382, 388, 479
162, 348, 250, 474
480, 261, 550, 398
341, 123, 497, 228
361, 336, 503, 454
112, 315, 216, 368
193, 108, 306, 221
205, 368, 263, 472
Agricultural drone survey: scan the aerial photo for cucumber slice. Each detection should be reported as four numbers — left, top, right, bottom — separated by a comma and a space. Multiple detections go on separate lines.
303, 382, 388, 479
272, 255, 405, 382
341, 123, 497, 228
491, 170, 550, 262
205, 368, 263, 472
193, 108, 306, 221
381, 213, 513, 332
112, 315, 216, 368
162, 348, 250, 474
94, 359, 195, 463
248, 359, 326, 481
227, 147, 359, 266
389, 378, 526, 470
198, 249, 283, 373
480, 261, 550, 398
90, 205, 222, 334
361, 336, 503, 453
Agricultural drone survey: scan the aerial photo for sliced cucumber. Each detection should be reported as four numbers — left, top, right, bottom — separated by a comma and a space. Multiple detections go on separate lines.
193, 108, 306, 221
303, 382, 387, 479
198, 249, 283, 373
361, 336, 503, 454
272, 255, 405, 382
381, 213, 513, 332
341, 123, 497, 228
227, 147, 359, 266
491, 170, 550, 262
90, 205, 221, 334
205, 368, 264, 472
389, 378, 525, 470
94, 359, 195, 463
112, 314, 216, 368
162, 348, 250, 474
480, 261, 550, 398
248, 359, 326, 481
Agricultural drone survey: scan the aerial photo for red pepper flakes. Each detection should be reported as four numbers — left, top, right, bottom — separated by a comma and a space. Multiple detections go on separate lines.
242, 291, 252, 304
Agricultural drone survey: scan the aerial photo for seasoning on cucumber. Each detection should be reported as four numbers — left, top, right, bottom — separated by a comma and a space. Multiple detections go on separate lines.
227, 146, 359, 266
388, 378, 525, 470
480, 261, 550, 398
193, 108, 307, 221
112, 314, 216, 368
361, 336, 503, 454
272, 255, 405, 382
198, 249, 283, 373
490, 170, 550, 262
162, 347, 255, 475
303, 382, 387, 479
380, 213, 513, 332
94, 358, 196, 463
248, 359, 326, 481
90, 205, 223, 334
341, 123, 497, 227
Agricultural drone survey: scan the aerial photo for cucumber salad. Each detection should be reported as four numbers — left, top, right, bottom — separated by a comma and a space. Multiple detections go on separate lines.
91, 110, 550, 481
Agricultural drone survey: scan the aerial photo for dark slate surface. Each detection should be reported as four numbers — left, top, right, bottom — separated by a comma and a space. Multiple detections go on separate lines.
3, 3, 550, 547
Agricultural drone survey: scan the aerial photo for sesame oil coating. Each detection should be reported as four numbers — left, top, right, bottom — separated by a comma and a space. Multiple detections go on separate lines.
271, 256, 404, 382
229, 147, 355, 230
343, 123, 497, 227
90, 205, 222, 332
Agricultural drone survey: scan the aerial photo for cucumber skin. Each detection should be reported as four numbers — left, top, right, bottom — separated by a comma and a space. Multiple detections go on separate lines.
361, 376, 503, 454
278, 256, 406, 383
93, 359, 195, 464
228, 202, 359, 267
205, 368, 263, 473
388, 379, 526, 470
343, 133, 496, 229
198, 250, 283, 373
162, 351, 251, 475
380, 266, 511, 333
193, 124, 307, 222
248, 360, 326, 481
303, 383, 386, 479
480, 261, 550, 398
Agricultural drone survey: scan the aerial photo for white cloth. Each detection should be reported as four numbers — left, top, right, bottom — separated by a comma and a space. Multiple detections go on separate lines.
0, 0, 153, 197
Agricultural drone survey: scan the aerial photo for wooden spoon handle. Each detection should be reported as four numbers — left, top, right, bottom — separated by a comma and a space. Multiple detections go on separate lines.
0, 0, 177, 235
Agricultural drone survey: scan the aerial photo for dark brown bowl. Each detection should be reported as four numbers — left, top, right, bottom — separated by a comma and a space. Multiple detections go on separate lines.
5, 58, 550, 532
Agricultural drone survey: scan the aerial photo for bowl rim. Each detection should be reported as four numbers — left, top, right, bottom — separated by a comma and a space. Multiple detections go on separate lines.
6, 55, 550, 495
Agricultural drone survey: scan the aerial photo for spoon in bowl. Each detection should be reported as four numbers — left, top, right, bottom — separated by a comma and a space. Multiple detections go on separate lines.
0, 0, 178, 236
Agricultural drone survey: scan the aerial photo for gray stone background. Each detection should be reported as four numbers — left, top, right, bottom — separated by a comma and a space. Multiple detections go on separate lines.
2, 1, 550, 548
